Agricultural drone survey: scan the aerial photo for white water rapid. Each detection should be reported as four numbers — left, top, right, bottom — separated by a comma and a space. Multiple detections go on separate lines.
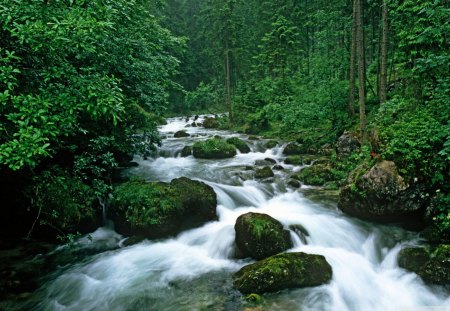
30, 116, 450, 311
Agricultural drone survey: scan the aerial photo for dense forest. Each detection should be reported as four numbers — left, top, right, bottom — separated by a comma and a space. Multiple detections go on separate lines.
0, 0, 449, 309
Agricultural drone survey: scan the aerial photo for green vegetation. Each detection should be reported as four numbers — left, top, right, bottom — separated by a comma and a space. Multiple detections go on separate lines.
226, 137, 250, 153
192, 138, 237, 159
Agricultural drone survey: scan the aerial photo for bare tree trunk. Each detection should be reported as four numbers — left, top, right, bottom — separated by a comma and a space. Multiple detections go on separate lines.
379, 0, 388, 103
349, 0, 357, 117
356, 0, 367, 143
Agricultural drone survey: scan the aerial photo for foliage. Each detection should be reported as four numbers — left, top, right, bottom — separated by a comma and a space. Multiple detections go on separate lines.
192, 138, 237, 159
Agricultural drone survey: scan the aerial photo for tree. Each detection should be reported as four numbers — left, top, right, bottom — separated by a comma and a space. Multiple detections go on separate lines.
348, 0, 357, 117
379, 0, 389, 103
355, 0, 367, 143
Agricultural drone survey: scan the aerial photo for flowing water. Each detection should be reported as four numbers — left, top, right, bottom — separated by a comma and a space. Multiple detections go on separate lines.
25, 116, 450, 311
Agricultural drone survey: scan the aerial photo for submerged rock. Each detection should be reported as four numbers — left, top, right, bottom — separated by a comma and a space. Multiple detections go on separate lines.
111, 177, 217, 238
398, 245, 450, 285
233, 252, 332, 294
338, 161, 426, 225
234, 212, 292, 260
193, 138, 237, 159
226, 137, 251, 153
174, 130, 190, 138
254, 167, 274, 179
181, 146, 192, 157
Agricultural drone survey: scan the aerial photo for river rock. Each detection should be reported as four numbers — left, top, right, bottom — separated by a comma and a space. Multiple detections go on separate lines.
282, 143, 304, 155
233, 252, 332, 294
335, 131, 360, 157
398, 245, 450, 285
273, 165, 284, 170
264, 140, 278, 149
181, 146, 192, 157
288, 179, 301, 188
193, 138, 237, 159
191, 122, 197, 127
111, 177, 217, 238
254, 166, 274, 179
289, 224, 309, 244
226, 137, 251, 153
293, 164, 335, 186
174, 130, 190, 138
284, 156, 303, 165
234, 212, 292, 260
203, 117, 219, 128
338, 161, 426, 225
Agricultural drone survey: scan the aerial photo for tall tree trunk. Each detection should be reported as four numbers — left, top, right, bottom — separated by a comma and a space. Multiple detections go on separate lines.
225, 40, 233, 124
379, 0, 388, 103
348, 0, 357, 117
356, 0, 367, 143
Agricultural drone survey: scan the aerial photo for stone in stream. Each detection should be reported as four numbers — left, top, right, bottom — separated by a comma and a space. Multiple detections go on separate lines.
254, 166, 274, 179
254, 158, 276, 166
193, 138, 237, 159
287, 179, 301, 188
284, 155, 304, 165
181, 146, 192, 157
264, 140, 278, 149
234, 212, 292, 260
174, 130, 190, 138
293, 163, 335, 186
282, 142, 305, 155
272, 164, 284, 170
203, 117, 219, 129
289, 224, 310, 244
338, 160, 426, 226
111, 177, 217, 238
232, 252, 332, 294
226, 137, 251, 153
398, 245, 450, 285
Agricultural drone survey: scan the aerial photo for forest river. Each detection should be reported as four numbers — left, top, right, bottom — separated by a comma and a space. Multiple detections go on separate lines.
24, 116, 450, 311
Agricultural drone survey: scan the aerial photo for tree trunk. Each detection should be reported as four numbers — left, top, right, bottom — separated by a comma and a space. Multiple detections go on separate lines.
348, 0, 357, 117
379, 0, 388, 103
356, 0, 366, 143
225, 40, 233, 124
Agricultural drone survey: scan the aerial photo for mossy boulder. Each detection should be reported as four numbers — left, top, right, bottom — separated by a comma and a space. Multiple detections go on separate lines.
193, 138, 237, 159
284, 156, 304, 165
233, 252, 332, 294
282, 143, 304, 155
273, 165, 284, 170
226, 137, 251, 153
338, 161, 426, 225
181, 146, 192, 157
203, 117, 219, 128
111, 177, 217, 238
398, 245, 450, 285
264, 140, 278, 149
288, 179, 301, 188
335, 131, 360, 157
235, 212, 292, 260
174, 130, 190, 138
293, 164, 335, 186
254, 166, 274, 179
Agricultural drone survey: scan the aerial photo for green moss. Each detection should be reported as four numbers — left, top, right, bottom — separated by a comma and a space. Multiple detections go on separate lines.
226, 137, 251, 153
193, 138, 237, 159
293, 164, 337, 186
254, 166, 274, 179
284, 156, 303, 165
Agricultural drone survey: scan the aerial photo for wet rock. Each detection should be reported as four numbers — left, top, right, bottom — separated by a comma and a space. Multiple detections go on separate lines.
233, 252, 332, 294
289, 224, 309, 244
255, 166, 274, 179
111, 177, 217, 238
174, 130, 190, 138
181, 146, 192, 157
284, 156, 303, 165
335, 131, 360, 157
293, 164, 335, 186
338, 161, 426, 225
193, 138, 237, 159
226, 137, 251, 153
191, 122, 197, 127
264, 140, 278, 149
203, 117, 219, 129
282, 143, 307, 155
248, 136, 260, 140
122, 236, 146, 247
264, 158, 276, 164
234, 212, 292, 260
398, 245, 450, 285
194, 115, 199, 121
272, 165, 284, 171
288, 179, 301, 188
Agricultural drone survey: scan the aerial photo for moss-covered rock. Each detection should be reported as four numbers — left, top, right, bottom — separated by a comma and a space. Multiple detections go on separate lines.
233, 252, 332, 294
264, 140, 278, 149
203, 117, 219, 128
288, 179, 301, 188
111, 177, 217, 238
254, 166, 274, 179
398, 245, 450, 285
227, 137, 251, 153
282, 143, 304, 155
193, 138, 237, 159
235, 212, 292, 260
181, 146, 192, 157
338, 161, 426, 225
174, 130, 190, 138
284, 156, 304, 165
273, 165, 284, 170
293, 164, 335, 186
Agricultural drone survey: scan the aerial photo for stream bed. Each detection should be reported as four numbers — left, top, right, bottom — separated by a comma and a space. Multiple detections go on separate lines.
12, 116, 450, 311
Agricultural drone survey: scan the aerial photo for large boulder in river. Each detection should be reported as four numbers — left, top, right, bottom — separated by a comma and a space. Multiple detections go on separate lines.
180, 146, 192, 157
282, 142, 305, 155
233, 252, 332, 294
335, 131, 360, 157
338, 161, 426, 225
235, 212, 292, 260
202, 117, 219, 129
398, 245, 450, 285
254, 166, 274, 179
293, 163, 336, 186
111, 177, 217, 238
193, 138, 237, 159
174, 130, 190, 138
226, 137, 251, 153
